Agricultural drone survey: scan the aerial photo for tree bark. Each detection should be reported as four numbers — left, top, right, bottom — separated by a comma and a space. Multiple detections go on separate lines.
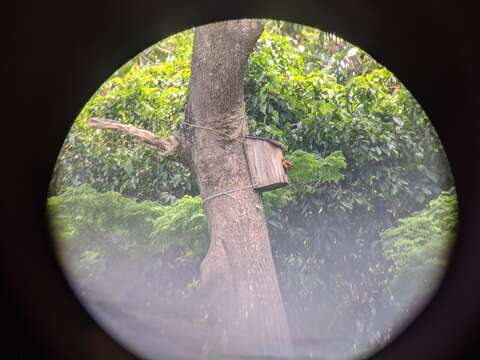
183, 20, 292, 359
88, 19, 293, 359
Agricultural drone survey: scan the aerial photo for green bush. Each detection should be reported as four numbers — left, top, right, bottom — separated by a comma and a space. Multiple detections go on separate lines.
49, 185, 208, 279
382, 189, 457, 307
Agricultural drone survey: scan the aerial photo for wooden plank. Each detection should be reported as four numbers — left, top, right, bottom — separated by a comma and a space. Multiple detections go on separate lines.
245, 135, 285, 149
243, 138, 288, 192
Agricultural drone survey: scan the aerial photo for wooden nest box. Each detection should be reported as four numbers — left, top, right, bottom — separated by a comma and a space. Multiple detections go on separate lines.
243, 135, 289, 192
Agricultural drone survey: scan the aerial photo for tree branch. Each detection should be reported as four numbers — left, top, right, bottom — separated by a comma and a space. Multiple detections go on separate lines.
87, 117, 178, 157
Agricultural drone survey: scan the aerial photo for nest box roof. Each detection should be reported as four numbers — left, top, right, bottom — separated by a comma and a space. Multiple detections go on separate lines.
245, 135, 285, 149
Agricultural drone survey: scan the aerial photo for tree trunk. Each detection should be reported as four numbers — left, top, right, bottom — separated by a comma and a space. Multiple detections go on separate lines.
183, 20, 292, 359
88, 19, 293, 359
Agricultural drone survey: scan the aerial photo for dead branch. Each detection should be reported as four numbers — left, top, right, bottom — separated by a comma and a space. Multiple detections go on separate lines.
87, 117, 178, 157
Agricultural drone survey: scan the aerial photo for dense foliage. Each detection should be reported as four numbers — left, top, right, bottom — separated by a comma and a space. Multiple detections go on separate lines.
382, 189, 457, 314
49, 20, 456, 359
51, 30, 195, 202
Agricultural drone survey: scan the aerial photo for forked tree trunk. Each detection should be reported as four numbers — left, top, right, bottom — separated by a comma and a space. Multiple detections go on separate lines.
89, 19, 293, 359
183, 20, 292, 359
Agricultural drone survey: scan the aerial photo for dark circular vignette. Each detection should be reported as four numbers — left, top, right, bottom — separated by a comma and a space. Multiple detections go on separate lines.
5, 1, 478, 360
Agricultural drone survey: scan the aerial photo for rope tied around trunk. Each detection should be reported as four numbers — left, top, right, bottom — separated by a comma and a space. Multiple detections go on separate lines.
183, 122, 244, 143
202, 184, 254, 203
183, 121, 254, 203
